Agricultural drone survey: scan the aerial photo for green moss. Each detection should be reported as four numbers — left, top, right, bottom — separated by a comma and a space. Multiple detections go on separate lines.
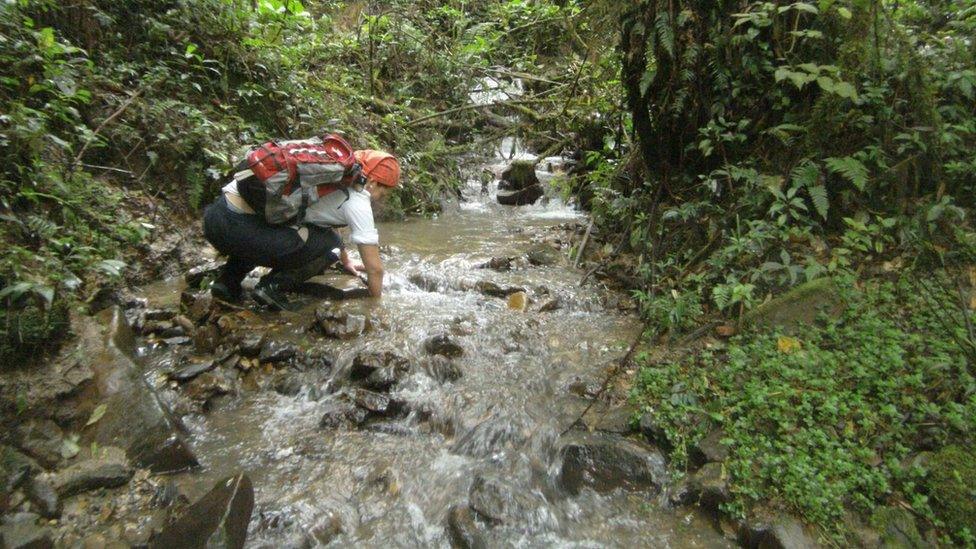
926, 445, 976, 541
741, 277, 846, 331
869, 507, 925, 549
0, 302, 70, 369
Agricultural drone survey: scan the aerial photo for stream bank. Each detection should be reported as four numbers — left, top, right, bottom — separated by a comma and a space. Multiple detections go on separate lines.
3, 156, 733, 548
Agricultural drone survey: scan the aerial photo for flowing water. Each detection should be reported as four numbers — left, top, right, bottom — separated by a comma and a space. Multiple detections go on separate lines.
138, 156, 731, 548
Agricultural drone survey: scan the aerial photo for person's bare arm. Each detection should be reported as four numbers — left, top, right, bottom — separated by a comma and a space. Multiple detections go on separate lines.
357, 243, 384, 297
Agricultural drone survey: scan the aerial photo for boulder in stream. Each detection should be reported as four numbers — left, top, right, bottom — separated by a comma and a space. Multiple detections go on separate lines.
557, 432, 667, 495
500, 160, 538, 190
150, 472, 254, 549
71, 308, 198, 473
497, 184, 544, 206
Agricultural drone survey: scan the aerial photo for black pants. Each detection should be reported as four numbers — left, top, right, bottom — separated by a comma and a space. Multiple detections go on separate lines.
202, 195, 342, 291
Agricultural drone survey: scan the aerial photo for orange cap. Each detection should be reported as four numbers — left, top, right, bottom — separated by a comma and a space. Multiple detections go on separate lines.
354, 149, 401, 187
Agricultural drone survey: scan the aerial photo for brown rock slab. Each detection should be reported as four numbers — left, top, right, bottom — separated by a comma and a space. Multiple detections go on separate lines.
150, 472, 254, 549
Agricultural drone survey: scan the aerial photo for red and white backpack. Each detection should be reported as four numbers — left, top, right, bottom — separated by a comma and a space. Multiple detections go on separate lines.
231, 134, 361, 225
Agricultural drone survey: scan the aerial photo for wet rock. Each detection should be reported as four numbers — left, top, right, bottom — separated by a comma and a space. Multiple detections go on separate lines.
273, 374, 303, 397
690, 428, 730, 466
350, 388, 395, 416
15, 420, 63, 469
144, 308, 177, 322
422, 356, 462, 383
349, 352, 410, 392
1, 446, 38, 504
474, 281, 524, 298
638, 411, 672, 451
258, 339, 298, 364
589, 404, 637, 435
159, 325, 187, 338
315, 306, 371, 340
174, 314, 196, 334
407, 273, 441, 292
169, 358, 217, 382
185, 260, 223, 289
526, 243, 561, 266
446, 504, 487, 549
468, 473, 540, 525
192, 325, 220, 355
557, 432, 667, 495
538, 298, 561, 312
496, 184, 544, 206
692, 462, 729, 511
151, 480, 186, 509
0, 520, 53, 549
667, 476, 698, 507
185, 371, 234, 402
754, 516, 820, 549
48, 446, 133, 497
163, 335, 192, 346
424, 334, 464, 358
476, 257, 514, 272
150, 472, 254, 549
25, 477, 59, 519
237, 333, 264, 357
318, 399, 363, 430
181, 291, 214, 323
140, 320, 175, 335
500, 160, 539, 190
567, 377, 601, 399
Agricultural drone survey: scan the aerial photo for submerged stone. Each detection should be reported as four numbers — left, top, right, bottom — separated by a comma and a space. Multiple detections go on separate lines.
150, 472, 254, 549
315, 306, 371, 340
422, 356, 462, 383
0, 520, 53, 549
424, 334, 464, 358
169, 359, 217, 382
468, 473, 542, 525
446, 504, 487, 549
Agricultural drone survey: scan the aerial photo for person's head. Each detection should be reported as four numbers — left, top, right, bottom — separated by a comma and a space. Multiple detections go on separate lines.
354, 149, 400, 201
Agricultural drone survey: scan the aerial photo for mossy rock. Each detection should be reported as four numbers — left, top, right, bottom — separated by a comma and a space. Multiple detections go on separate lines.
926, 445, 976, 540
869, 506, 927, 548
0, 301, 70, 369
742, 277, 846, 331
500, 160, 539, 191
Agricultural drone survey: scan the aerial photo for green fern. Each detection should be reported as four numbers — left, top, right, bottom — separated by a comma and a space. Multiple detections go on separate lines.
655, 10, 675, 58
825, 156, 869, 191
808, 185, 829, 220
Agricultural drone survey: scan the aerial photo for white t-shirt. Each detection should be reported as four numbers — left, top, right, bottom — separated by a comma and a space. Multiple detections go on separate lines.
222, 181, 379, 246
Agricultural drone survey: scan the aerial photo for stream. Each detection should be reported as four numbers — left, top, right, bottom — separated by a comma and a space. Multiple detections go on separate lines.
132, 153, 731, 548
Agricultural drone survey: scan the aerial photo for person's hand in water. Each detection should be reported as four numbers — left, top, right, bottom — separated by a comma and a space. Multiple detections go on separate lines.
339, 248, 366, 276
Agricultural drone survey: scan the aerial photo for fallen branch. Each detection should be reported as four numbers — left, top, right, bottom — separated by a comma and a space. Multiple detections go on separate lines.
574, 218, 594, 267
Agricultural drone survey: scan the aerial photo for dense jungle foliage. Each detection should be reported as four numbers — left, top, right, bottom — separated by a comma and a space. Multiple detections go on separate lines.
2, 0, 975, 544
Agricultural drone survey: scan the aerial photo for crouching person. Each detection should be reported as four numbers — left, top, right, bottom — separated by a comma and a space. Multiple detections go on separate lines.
202, 136, 400, 310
